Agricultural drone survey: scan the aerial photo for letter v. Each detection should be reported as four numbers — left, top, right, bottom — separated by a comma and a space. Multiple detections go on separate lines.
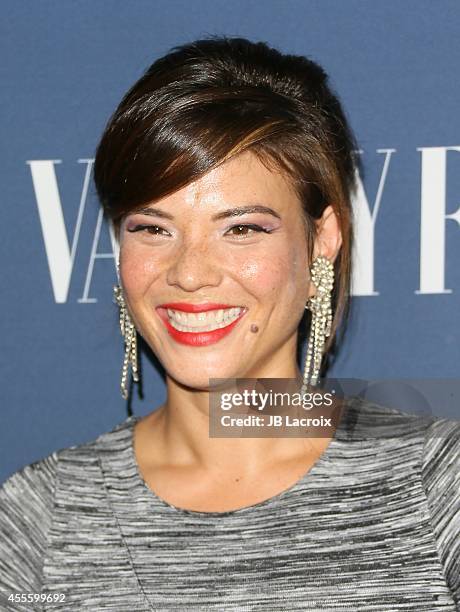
27, 159, 93, 303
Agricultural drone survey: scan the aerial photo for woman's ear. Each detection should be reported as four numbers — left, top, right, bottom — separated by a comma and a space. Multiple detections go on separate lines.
312, 204, 343, 263
112, 221, 121, 283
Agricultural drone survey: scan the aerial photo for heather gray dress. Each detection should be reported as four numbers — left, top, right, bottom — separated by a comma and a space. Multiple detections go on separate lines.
0, 397, 459, 611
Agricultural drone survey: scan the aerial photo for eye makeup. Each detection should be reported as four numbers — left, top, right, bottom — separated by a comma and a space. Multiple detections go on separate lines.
126, 224, 169, 234
224, 223, 276, 236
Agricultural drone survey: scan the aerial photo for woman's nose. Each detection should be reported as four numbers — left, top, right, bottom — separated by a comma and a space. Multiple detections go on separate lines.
166, 238, 223, 292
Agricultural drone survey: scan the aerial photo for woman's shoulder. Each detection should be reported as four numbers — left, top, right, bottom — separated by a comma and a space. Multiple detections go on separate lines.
0, 415, 138, 595
344, 400, 459, 523
341, 395, 460, 480
342, 394, 460, 445
0, 415, 137, 499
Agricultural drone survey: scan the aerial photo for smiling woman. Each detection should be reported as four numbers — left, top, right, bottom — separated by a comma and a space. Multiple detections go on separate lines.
117, 151, 331, 387
1, 37, 459, 612
94, 38, 355, 368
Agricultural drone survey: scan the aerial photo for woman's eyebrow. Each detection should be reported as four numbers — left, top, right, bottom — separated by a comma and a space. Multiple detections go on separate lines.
132, 205, 282, 221
212, 205, 281, 221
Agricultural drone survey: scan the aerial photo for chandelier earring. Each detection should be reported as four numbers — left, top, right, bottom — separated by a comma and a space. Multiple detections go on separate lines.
300, 255, 334, 394
113, 283, 140, 400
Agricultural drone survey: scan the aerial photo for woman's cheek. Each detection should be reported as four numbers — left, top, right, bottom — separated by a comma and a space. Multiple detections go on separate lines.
238, 257, 295, 295
120, 245, 156, 296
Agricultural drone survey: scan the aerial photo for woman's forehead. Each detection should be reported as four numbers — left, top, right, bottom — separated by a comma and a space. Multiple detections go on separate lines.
154, 151, 300, 212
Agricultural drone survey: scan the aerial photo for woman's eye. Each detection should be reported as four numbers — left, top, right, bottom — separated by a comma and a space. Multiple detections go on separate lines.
226, 224, 272, 237
127, 224, 170, 236
126, 223, 273, 239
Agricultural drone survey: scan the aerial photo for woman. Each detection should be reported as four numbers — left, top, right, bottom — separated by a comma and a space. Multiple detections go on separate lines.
1, 38, 459, 611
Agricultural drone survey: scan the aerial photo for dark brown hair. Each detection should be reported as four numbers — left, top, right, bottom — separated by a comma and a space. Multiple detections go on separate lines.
94, 37, 357, 364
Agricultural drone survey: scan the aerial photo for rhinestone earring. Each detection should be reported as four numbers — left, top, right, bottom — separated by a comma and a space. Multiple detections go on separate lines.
300, 255, 334, 393
113, 284, 140, 400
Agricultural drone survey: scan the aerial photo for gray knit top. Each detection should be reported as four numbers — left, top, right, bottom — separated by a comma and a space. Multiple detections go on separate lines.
0, 397, 459, 611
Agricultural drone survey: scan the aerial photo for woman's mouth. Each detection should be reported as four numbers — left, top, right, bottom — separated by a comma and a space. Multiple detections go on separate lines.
156, 304, 248, 346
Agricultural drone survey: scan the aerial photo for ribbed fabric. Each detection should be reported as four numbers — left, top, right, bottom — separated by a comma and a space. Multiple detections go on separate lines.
0, 397, 459, 611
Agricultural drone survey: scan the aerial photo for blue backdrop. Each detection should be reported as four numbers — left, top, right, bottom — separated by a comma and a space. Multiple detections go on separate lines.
1, 0, 459, 484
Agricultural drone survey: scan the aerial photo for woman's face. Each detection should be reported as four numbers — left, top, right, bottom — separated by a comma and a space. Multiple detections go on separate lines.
119, 151, 315, 389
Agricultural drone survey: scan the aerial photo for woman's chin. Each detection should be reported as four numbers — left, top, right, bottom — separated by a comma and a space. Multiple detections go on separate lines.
167, 368, 243, 392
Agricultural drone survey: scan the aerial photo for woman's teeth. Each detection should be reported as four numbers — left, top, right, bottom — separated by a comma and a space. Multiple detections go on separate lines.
166, 307, 243, 332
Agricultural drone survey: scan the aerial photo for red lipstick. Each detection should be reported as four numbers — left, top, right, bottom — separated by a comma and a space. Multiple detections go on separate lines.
156, 304, 247, 346
159, 302, 236, 313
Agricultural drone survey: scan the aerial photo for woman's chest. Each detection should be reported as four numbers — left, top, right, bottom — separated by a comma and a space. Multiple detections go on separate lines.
41, 471, 457, 610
